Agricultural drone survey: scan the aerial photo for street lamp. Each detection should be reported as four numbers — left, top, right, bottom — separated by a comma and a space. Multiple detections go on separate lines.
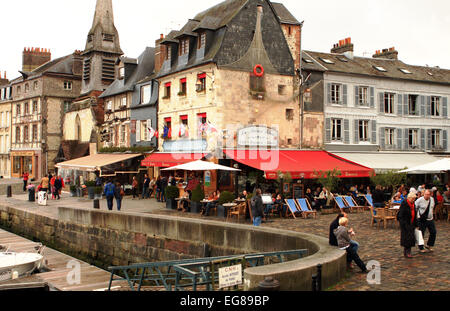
279, 173, 285, 198
234, 163, 239, 198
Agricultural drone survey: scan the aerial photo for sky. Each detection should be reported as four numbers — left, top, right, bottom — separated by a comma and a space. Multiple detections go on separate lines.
1, 0, 449, 81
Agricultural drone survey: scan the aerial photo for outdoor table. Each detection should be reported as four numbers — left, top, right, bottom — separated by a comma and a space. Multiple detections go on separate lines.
223, 203, 238, 218
234, 199, 246, 203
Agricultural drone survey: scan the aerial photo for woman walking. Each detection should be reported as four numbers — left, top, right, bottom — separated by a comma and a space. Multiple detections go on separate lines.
397, 192, 419, 258
114, 182, 124, 211
131, 176, 139, 200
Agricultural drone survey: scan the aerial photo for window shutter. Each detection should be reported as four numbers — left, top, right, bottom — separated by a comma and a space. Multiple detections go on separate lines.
397, 128, 403, 150
403, 94, 408, 115
325, 118, 331, 143
420, 129, 425, 150
327, 83, 331, 105
404, 128, 409, 150
354, 86, 359, 107
427, 129, 432, 150
371, 120, 377, 144
354, 119, 359, 144
147, 119, 152, 141
343, 119, 350, 144
443, 130, 448, 151
420, 96, 425, 116
379, 93, 384, 113
397, 93, 403, 116
370, 87, 375, 108
342, 84, 347, 106
379, 127, 385, 149
443, 97, 448, 118
426, 96, 431, 116
136, 120, 141, 142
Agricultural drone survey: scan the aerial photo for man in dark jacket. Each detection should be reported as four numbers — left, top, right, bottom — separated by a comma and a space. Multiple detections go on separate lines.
251, 189, 264, 226
104, 180, 116, 211
329, 213, 347, 246
161, 176, 168, 202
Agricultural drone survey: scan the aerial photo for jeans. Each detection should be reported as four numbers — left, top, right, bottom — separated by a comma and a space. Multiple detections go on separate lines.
253, 216, 262, 227
346, 243, 366, 272
142, 186, 150, 199
156, 188, 161, 201
106, 195, 114, 211
350, 240, 359, 252
132, 188, 138, 199
418, 220, 437, 248
23, 180, 28, 192
161, 187, 166, 202
116, 198, 122, 211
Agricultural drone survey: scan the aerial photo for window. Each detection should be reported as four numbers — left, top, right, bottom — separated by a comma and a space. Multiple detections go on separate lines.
119, 67, 125, 79
103, 33, 114, 42
288, 26, 292, 36
180, 38, 189, 55
384, 93, 395, 114
278, 85, 287, 95
15, 127, 20, 143
141, 85, 151, 104
24, 102, 29, 115
17, 86, 21, 94
331, 84, 341, 104
24, 126, 30, 142
121, 97, 127, 108
16, 104, 21, 116
409, 129, 419, 147
179, 116, 189, 138
374, 66, 387, 72
139, 120, 147, 141
359, 120, 369, 142
63, 101, 70, 113
385, 128, 395, 146
33, 101, 38, 114
163, 118, 172, 139
25, 84, 29, 92
106, 100, 112, 111
196, 74, 206, 93
431, 97, 440, 116
250, 75, 265, 93
179, 78, 187, 96
408, 95, 418, 116
33, 81, 38, 90
431, 130, 441, 148
197, 113, 207, 138
165, 45, 171, 61
32, 125, 38, 141
198, 32, 206, 49
320, 57, 334, 64
120, 125, 126, 143
164, 82, 171, 99
286, 109, 294, 121
64, 81, 72, 90
302, 58, 313, 64
358, 87, 369, 106
0, 112, 3, 127
399, 68, 412, 74
332, 119, 342, 141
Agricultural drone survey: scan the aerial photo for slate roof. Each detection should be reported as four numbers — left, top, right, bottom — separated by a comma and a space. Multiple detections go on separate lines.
271, 2, 301, 25
100, 47, 155, 98
303, 50, 450, 85
193, 0, 248, 30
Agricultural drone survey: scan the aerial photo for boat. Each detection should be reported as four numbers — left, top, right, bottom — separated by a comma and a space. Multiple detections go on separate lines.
0, 252, 44, 280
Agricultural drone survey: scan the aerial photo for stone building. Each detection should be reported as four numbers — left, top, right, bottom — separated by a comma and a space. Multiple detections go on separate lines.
301, 39, 450, 172
62, 0, 123, 158
8, 49, 82, 179
155, 0, 302, 154
0, 74, 12, 177
99, 47, 156, 149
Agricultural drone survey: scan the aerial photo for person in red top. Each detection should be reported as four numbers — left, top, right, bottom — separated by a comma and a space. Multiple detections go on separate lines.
436, 191, 444, 204
397, 192, 419, 258
22, 171, 29, 192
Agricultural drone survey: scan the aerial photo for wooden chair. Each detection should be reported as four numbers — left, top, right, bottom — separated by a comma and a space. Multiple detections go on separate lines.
296, 199, 317, 219
433, 202, 444, 221
370, 207, 396, 229
227, 203, 246, 221
285, 199, 302, 219
343, 196, 365, 213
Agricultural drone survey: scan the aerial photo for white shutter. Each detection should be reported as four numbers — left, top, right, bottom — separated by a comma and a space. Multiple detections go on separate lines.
147, 119, 152, 141
136, 120, 141, 142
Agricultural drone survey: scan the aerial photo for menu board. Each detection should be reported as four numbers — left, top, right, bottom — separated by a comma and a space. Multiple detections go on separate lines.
293, 185, 304, 199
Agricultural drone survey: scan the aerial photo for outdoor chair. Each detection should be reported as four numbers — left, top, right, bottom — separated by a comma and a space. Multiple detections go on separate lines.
343, 196, 365, 213
433, 202, 444, 221
296, 199, 317, 219
227, 202, 246, 222
364, 194, 374, 209
285, 199, 302, 219
370, 206, 396, 229
334, 196, 351, 213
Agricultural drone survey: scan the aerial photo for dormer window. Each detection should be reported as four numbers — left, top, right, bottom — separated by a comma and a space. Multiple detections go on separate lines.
179, 38, 189, 56
198, 32, 206, 49
64, 81, 72, 90
103, 34, 114, 42
165, 45, 171, 61
119, 67, 125, 79
87, 34, 93, 43
106, 100, 112, 111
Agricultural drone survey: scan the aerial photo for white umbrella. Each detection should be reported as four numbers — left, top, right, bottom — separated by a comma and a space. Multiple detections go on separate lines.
399, 158, 450, 174
161, 160, 241, 172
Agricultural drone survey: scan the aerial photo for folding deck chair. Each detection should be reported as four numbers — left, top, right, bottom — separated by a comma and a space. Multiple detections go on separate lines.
285, 199, 302, 219
334, 196, 351, 213
364, 194, 374, 208
343, 196, 365, 213
296, 199, 317, 219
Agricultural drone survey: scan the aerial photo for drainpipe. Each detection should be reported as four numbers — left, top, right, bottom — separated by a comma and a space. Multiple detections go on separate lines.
299, 21, 305, 150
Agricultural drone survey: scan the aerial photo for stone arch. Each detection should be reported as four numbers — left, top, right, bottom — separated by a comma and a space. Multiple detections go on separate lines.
75, 114, 82, 142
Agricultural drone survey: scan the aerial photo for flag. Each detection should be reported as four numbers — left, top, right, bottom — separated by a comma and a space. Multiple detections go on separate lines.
148, 127, 158, 140
207, 121, 218, 133
163, 126, 170, 139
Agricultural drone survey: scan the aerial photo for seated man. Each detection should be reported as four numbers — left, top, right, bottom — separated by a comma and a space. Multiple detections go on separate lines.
178, 190, 191, 212
239, 190, 249, 200
264, 194, 283, 215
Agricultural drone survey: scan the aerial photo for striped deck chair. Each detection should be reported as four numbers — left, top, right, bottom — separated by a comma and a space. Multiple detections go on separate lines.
343, 196, 365, 213
296, 199, 317, 219
364, 194, 374, 208
285, 199, 302, 219
334, 196, 351, 213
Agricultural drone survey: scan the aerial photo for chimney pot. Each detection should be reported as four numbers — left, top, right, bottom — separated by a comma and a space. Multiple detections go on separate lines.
160, 34, 164, 39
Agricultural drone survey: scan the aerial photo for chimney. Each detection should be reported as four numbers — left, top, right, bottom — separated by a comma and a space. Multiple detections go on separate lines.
331, 37, 354, 54
373, 47, 398, 60
154, 34, 166, 73
0, 71, 8, 86
22, 47, 52, 72
72, 50, 83, 76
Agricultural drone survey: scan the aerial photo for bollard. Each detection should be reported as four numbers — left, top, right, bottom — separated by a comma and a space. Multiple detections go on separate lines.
312, 274, 318, 292
258, 277, 280, 291
317, 264, 322, 291
93, 199, 100, 209
7, 185, 12, 198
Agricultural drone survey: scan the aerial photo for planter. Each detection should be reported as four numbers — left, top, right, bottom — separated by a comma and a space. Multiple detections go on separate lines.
70, 191, 77, 197
166, 199, 177, 210
87, 187, 95, 200
190, 202, 201, 214
217, 205, 226, 218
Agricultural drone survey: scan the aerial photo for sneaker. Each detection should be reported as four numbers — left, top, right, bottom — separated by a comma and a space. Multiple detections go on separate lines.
425, 246, 433, 252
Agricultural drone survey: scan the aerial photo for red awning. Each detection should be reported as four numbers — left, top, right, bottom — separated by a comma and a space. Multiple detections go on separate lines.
141, 153, 209, 168
198, 73, 206, 79
223, 149, 373, 179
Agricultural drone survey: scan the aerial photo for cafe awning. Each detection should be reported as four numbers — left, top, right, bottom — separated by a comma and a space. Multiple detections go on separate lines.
141, 152, 209, 168
161, 160, 241, 172
55, 153, 142, 172
399, 158, 450, 174
223, 149, 373, 179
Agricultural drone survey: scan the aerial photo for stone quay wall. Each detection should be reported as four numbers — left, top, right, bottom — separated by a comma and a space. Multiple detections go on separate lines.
0, 204, 346, 291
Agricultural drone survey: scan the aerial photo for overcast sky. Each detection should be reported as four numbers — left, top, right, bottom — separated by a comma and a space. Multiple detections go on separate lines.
1, 0, 449, 80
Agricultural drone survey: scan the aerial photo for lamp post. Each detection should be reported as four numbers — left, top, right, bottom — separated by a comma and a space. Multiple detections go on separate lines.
234, 163, 239, 198
279, 173, 284, 198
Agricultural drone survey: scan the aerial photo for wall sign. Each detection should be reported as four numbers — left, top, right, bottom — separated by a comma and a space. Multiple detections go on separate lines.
163, 139, 208, 152
237, 126, 279, 147
218, 264, 242, 289
204, 171, 211, 187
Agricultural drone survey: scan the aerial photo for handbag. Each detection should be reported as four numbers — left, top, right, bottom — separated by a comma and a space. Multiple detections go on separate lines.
414, 228, 424, 246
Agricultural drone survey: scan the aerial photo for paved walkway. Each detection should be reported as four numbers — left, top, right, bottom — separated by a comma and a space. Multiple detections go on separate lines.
0, 191, 449, 291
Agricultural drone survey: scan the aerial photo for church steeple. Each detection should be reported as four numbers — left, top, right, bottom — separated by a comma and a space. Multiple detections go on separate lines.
82, 0, 123, 94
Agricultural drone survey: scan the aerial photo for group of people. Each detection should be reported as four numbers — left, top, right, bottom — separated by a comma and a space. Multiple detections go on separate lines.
103, 180, 125, 211
132, 174, 176, 202
22, 171, 65, 201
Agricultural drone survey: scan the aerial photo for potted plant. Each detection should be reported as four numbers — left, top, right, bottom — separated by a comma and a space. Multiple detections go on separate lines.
70, 185, 77, 197
165, 186, 180, 210
94, 186, 103, 200
190, 184, 205, 213
85, 181, 96, 199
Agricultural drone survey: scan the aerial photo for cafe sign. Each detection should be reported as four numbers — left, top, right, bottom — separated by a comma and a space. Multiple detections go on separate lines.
237, 126, 279, 147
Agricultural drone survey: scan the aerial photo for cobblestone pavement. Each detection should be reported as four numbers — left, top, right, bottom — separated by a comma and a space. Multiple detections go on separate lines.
153, 207, 450, 291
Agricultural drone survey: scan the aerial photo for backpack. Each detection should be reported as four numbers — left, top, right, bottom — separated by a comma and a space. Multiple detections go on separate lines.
105, 183, 114, 197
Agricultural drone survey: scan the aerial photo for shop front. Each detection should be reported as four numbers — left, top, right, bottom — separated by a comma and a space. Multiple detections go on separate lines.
11, 151, 40, 180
